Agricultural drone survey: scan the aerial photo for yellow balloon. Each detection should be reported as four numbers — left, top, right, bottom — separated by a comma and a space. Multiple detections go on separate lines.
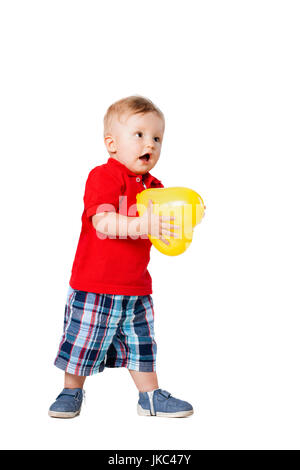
136, 187, 205, 256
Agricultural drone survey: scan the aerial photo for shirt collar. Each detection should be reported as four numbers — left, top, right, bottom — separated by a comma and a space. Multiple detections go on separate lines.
107, 157, 162, 186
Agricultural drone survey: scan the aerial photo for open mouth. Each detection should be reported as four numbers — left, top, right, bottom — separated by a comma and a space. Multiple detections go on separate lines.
139, 153, 151, 162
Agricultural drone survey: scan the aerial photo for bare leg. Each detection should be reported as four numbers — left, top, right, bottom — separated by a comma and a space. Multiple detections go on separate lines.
128, 370, 159, 392
64, 371, 86, 389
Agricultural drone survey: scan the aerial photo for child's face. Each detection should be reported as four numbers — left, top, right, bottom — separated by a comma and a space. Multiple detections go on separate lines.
105, 112, 165, 175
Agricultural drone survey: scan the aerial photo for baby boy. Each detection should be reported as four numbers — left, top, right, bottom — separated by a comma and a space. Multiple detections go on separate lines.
49, 95, 194, 418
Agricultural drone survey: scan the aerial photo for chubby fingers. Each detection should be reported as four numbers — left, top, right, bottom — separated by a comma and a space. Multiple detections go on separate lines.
160, 235, 170, 245
161, 226, 180, 238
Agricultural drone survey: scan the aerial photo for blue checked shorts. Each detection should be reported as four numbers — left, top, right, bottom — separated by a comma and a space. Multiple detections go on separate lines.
54, 286, 157, 376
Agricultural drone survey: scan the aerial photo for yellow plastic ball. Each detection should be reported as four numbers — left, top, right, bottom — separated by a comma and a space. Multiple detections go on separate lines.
136, 187, 205, 256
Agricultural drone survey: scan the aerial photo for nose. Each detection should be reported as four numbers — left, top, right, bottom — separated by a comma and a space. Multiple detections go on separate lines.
145, 139, 155, 150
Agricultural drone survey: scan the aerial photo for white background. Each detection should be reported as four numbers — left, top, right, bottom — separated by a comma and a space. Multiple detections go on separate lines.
0, 0, 299, 450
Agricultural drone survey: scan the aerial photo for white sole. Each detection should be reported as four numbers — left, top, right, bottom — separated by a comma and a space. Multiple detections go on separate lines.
137, 404, 193, 418
48, 409, 81, 419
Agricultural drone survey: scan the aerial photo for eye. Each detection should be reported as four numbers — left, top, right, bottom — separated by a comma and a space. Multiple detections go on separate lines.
154, 137, 160, 142
135, 132, 143, 138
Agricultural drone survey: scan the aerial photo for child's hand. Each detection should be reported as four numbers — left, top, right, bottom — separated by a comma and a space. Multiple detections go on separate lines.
140, 199, 180, 245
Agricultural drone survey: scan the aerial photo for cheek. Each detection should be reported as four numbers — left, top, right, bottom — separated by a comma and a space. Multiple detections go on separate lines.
133, 140, 143, 151
121, 140, 136, 152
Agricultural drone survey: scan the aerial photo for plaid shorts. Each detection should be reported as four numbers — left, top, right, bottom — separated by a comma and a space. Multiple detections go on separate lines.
54, 286, 157, 376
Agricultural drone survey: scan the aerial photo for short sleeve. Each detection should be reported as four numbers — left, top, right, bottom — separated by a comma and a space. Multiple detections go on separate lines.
150, 178, 164, 189
84, 166, 124, 221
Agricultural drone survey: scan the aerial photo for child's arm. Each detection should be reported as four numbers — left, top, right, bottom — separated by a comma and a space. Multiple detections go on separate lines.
92, 200, 180, 246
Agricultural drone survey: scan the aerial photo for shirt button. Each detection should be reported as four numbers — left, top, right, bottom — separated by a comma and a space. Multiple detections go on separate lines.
136, 177, 141, 182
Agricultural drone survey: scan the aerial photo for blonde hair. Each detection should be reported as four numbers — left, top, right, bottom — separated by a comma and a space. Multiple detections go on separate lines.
103, 95, 165, 137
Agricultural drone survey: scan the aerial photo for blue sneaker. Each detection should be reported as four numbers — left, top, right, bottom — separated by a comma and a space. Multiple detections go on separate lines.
137, 389, 193, 418
48, 388, 84, 418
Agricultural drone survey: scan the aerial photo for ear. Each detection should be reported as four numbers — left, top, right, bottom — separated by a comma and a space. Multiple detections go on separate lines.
104, 135, 117, 153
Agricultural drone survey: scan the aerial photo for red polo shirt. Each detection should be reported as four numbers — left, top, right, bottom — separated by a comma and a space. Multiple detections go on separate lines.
69, 157, 164, 295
